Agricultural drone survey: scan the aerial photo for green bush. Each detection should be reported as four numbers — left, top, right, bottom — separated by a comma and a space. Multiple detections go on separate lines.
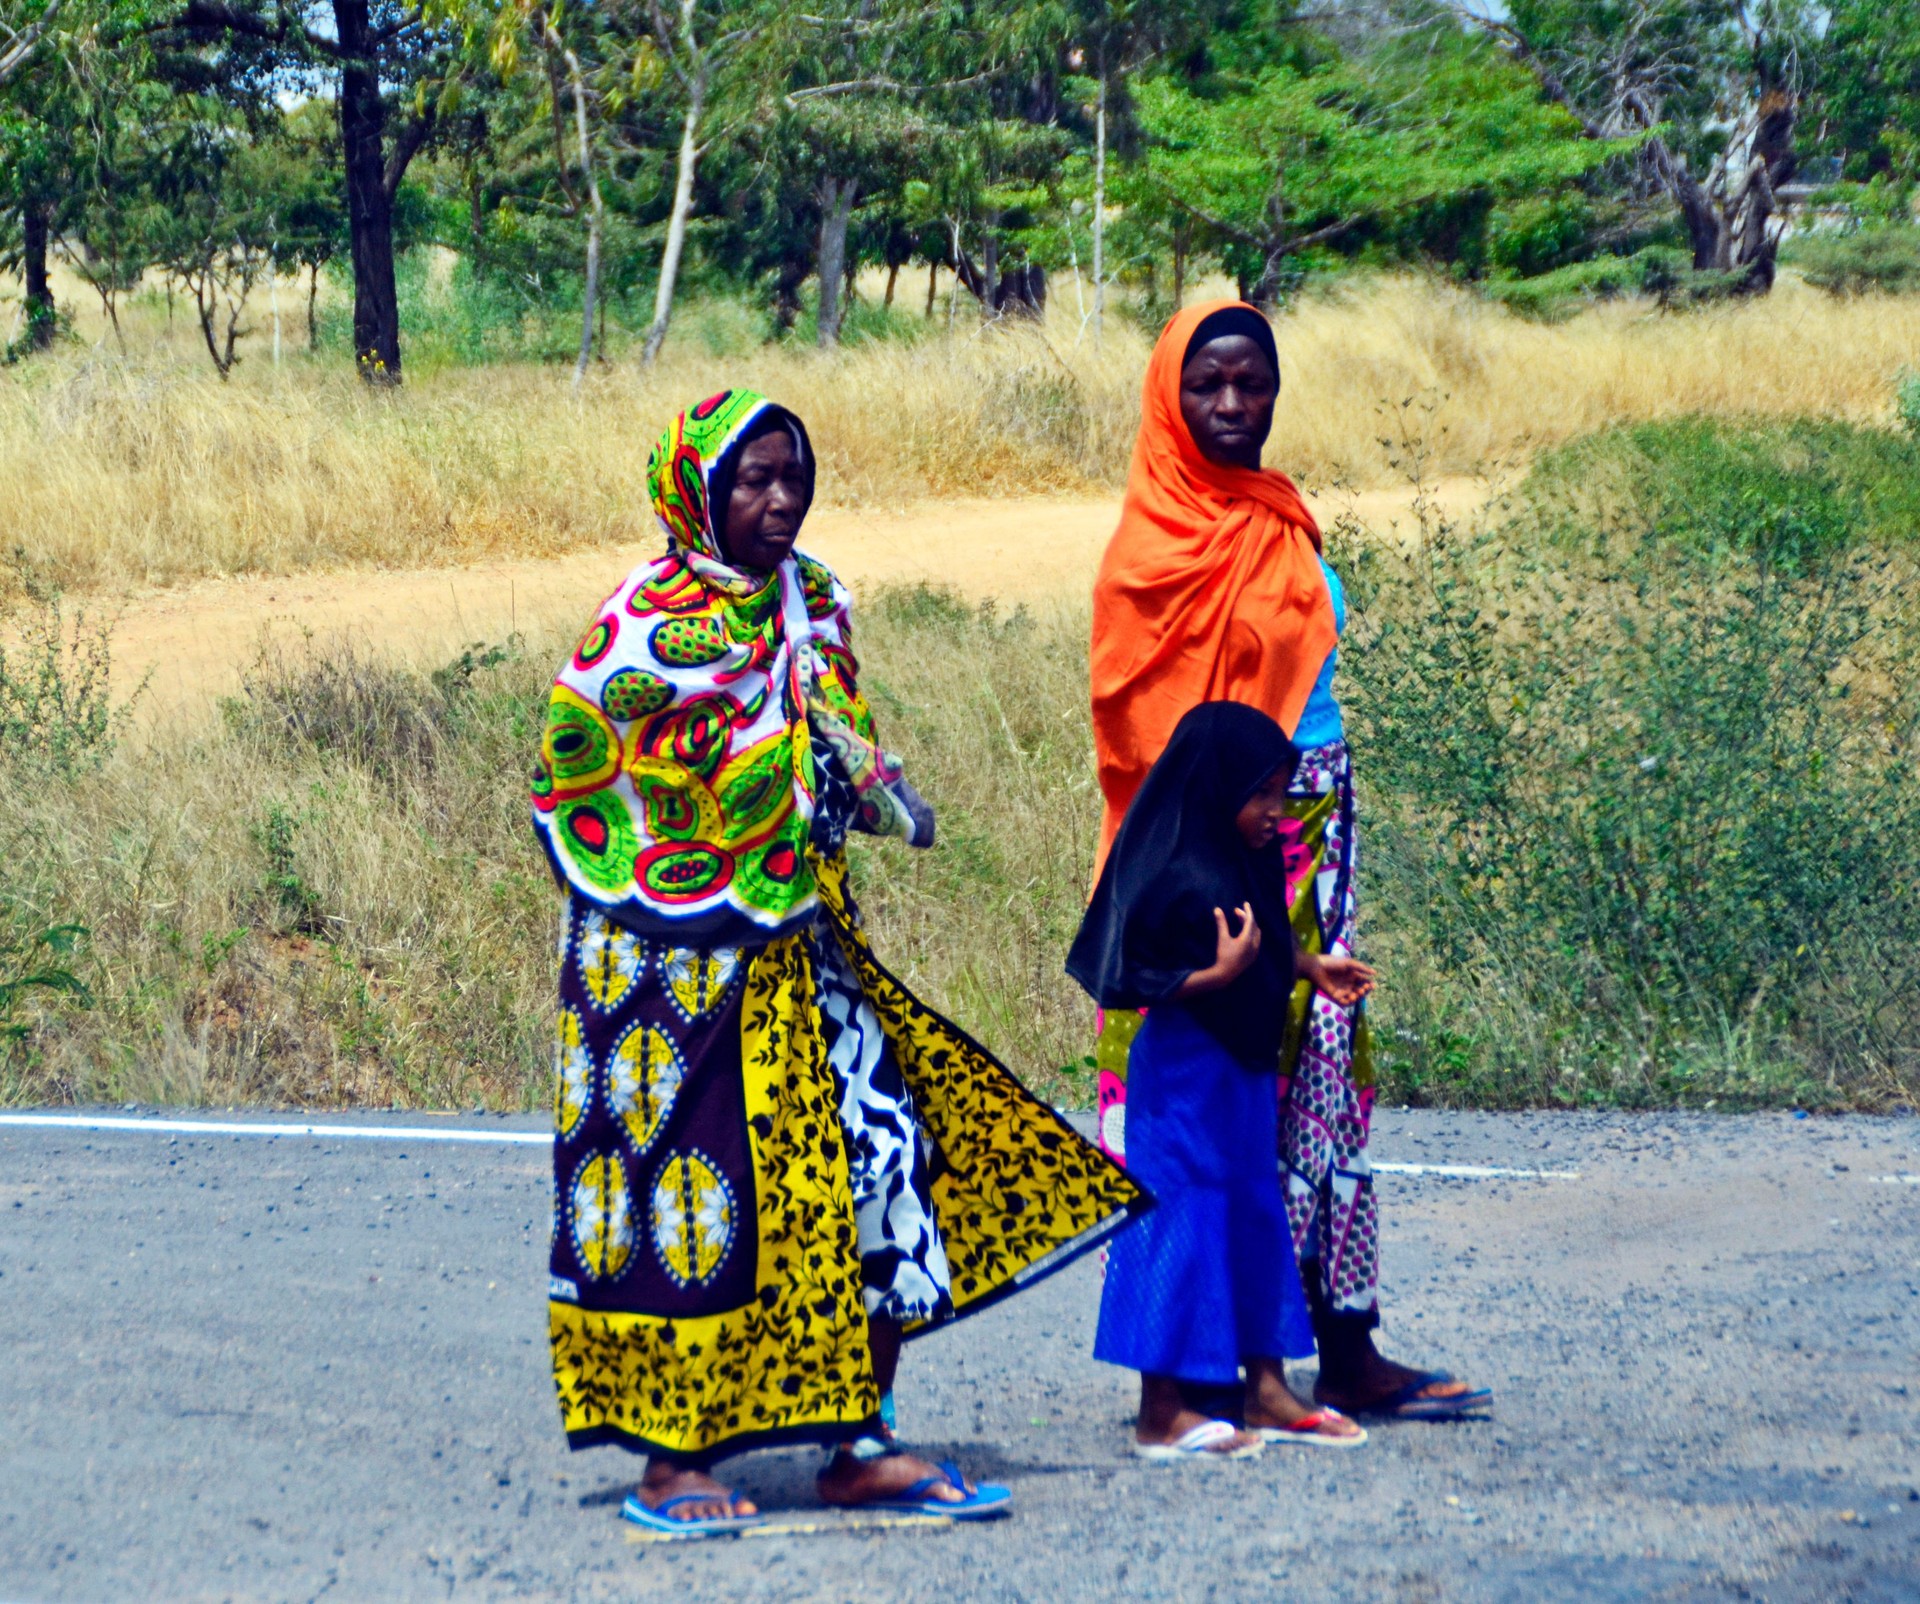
0, 597, 135, 772
1787, 226, 1920, 297
1898, 371, 1920, 439
1484, 247, 1691, 321
1520, 416, 1920, 561
1343, 483, 1920, 1110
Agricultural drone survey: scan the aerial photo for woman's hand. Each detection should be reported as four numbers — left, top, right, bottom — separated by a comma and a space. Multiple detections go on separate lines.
1174, 904, 1261, 999
1297, 949, 1376, 1006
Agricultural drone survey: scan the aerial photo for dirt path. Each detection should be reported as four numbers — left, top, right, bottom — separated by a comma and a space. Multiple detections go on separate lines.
91, 480, 1486, 723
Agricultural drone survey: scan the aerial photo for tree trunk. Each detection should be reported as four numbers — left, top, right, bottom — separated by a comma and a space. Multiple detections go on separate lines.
551, 31, 603, 388
815, 175, 859, 347
1733, 88, 1795, 291
308, 262, 321, 350
335, 0, 402, 383
22, 204, 54, 351
643, 76, 702, 366
1092, 67, 1107, 341
980, 226, 999, 323
925, 261, 937, 316
884, 260, 898, 308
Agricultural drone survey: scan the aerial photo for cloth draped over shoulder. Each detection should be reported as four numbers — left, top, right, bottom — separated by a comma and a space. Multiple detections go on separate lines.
1090, 299, 1336, 872
531, 388, 927, 942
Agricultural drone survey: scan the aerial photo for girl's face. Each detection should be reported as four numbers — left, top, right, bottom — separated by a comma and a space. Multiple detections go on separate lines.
1234, 769, 1292, 850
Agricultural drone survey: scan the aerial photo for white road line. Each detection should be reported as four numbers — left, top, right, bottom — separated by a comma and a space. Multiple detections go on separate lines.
0, 1113, 549, 1145
0, 1112, 1583, 1178
1869, 1174, 1920, 1185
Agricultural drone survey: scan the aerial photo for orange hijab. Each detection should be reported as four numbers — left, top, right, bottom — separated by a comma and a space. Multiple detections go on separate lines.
1091, 299, 1337, 871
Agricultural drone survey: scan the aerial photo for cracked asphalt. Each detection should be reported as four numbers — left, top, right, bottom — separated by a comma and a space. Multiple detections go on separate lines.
1, 1107, 1916, 1603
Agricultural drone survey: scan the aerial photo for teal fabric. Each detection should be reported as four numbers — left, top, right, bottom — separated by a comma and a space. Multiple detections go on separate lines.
1291, 558, 1345, 749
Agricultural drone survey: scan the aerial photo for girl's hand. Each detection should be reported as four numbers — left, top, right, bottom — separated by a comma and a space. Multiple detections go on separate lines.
1174, 904, 1262, 999
1299, 950, 1376, 1006
1211, 903, 1262, 982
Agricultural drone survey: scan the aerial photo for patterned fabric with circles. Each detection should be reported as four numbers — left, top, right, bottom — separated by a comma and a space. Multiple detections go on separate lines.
546, 854, 1148, 1459
530, 388, 915, 938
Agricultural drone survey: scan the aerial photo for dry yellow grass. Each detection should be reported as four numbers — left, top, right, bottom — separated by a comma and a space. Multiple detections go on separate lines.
2, 271, 1916, 602
0, 597, 1104, 1110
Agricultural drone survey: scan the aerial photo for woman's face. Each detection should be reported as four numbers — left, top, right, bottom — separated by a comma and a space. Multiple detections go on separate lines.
1234, 768, 1293, 850
721, 430, 808, 569
1179, 334, 1278, 470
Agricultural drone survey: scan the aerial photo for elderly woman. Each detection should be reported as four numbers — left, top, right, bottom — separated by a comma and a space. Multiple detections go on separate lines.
1089, 302, 1490, 1427
534, 390, 1143, 1536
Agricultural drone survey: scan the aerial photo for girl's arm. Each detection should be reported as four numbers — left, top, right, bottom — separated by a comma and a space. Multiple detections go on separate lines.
1293, 928, 1377, 1006
1174, 903, 1263, 999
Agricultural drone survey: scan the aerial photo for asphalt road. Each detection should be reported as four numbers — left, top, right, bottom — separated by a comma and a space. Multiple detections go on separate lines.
1, 1107, 1916, 1603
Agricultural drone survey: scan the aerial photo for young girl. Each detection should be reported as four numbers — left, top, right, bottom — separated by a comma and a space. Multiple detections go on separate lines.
1068, 701, 1376, 1459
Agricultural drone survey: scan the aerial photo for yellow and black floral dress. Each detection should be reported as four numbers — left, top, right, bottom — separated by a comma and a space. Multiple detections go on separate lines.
532, 390, 1145, 1460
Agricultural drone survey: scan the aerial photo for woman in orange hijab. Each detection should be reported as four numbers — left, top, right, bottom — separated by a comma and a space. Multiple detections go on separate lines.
1089, 300, 1491, 1425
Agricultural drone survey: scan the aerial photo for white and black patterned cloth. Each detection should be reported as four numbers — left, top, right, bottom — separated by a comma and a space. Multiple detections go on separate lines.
808, 924, 954, 1323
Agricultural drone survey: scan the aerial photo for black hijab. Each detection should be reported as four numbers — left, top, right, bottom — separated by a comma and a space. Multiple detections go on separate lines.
1066, 701, 1300, 1070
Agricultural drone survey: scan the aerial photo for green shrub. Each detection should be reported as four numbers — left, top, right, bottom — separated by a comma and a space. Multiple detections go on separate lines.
1787, 226, 1920, 297
1484, 247, 1692, 320
1898, 371, 1920, 439
1344, 491, 1920, 1109
226, 636, 521, 780
0, 597, 135, 772
1520, 416, 1920, 560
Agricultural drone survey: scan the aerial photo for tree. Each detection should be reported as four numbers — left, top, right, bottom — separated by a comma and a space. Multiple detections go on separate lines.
1806, 4, 1920, 192
257, 101, 348, 350
1460, 0, 1822, 290
169, 0, 457, 380
144, 95, 280, 375
629, 0, 769, 362
1136, 33, 1619, 302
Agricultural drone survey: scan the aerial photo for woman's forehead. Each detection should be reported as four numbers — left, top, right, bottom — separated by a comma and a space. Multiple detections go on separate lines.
1182, 333, 1274, 377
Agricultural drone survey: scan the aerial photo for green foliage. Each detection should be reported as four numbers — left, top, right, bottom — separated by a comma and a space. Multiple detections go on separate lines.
1132, 33, 1623, 299
1347, 476, 1920, 1109
0, 910, 90, 1049
1484, 247, 1691, 319
1521, 417, 1920, 560
1787, 225, 1920, 297
1807, 2, 1920, 186
1898, 371, 1920, 437
0, 597, 132, 772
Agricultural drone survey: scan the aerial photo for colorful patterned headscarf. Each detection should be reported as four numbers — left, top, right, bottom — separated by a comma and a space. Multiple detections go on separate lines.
531, 390, 925, 938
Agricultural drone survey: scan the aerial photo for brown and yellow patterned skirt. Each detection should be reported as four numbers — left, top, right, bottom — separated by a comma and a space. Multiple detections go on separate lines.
547, 852, 1147, 1459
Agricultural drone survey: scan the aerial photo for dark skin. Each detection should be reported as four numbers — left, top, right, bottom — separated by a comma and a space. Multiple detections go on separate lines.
633, 424, 976, 1522
717, 428, 809, 570
1176, 360, 1482, 1416
1136, 770, 1372, 1451
1178, 332, 1279, 470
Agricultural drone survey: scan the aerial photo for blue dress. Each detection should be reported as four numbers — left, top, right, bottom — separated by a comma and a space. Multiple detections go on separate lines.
1093, 1005, 1315, 1382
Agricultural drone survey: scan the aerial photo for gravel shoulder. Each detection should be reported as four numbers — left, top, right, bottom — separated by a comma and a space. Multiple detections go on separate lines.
1, 1107, 1915, 1602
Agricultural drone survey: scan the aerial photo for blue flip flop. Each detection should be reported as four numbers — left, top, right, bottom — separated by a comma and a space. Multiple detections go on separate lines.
863, 1460, 1012, 1522
620, 1490, 764, 1539
1355, 1371, 1493, 1421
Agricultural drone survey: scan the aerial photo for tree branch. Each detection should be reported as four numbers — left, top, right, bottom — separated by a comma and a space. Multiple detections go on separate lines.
784, 67, 992, 105
0, 0, 63, 85
383, 105, 438, 202
166, 0, 336, 56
